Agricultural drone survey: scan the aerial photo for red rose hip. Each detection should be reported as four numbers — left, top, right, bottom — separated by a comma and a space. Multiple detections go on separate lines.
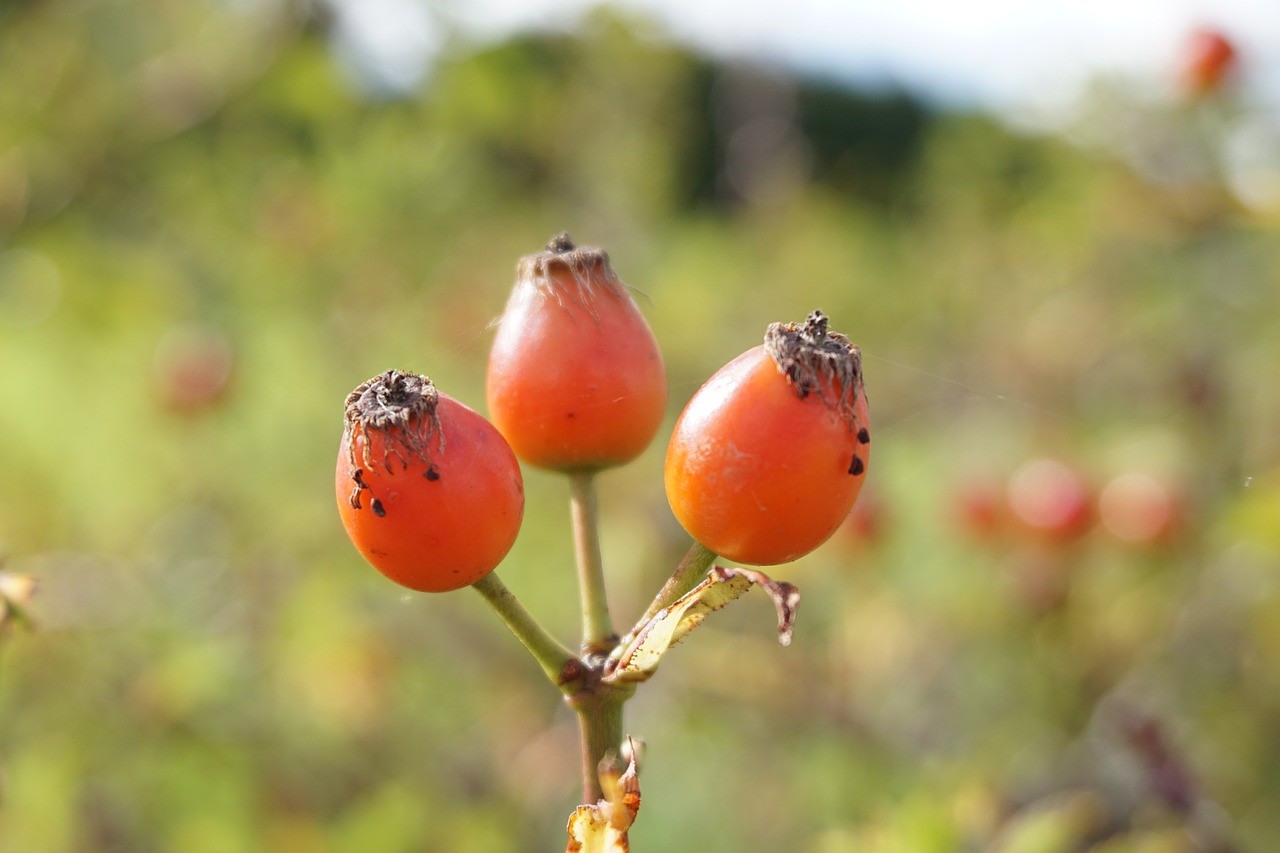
336, 370, 524, 592
664, 311, 870, 566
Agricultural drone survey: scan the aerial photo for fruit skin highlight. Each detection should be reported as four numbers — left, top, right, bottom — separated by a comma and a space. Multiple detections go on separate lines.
664, 311, 870, 566
486, 233, 667, 473
336, 370, 524, 593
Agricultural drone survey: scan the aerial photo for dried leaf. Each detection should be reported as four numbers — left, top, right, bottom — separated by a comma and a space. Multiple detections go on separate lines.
606, 566, 799, 685
566, 737, 641, 853
0, 569, 37, 634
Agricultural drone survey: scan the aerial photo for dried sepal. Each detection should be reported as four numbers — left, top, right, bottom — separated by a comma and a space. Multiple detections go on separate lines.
341, 370, 445, 513
764, 309, 864, 429
516, 232, 628, 320
341, 369, 444, 474
605, 566, 800, 686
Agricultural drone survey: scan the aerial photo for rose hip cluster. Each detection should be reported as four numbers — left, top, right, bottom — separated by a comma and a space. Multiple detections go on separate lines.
951, 457, 1186, 549
335, 233, 870, 591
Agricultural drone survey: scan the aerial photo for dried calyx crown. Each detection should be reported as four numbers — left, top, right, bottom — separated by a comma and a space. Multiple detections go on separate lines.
343, 369, 444, 472
765, 310, 864, 427
517, 232, 625, 307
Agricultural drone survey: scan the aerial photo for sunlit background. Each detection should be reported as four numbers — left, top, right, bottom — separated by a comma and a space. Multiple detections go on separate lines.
2, 0, 1280, 850
342, 0, 1280, 108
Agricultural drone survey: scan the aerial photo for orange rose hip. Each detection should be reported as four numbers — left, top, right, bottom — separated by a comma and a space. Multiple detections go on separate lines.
664, 311, 870, 565
336, 370, 524, 592
486, 233, 667, 472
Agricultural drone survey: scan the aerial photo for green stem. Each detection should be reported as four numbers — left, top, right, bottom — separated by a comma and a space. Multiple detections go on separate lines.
570, 684, 631, 803
637, 541, 718, 626
569, 470, 616, 653
471, 572, 581, 694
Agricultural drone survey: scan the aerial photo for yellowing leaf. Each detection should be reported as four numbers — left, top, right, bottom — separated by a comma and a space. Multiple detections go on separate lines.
605, 566, 800, 685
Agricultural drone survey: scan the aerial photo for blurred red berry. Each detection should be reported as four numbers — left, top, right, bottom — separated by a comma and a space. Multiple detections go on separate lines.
154, 324, 234, 415
951, 480, 1006, 542
1098, 472, 1183, 546
1179, 27, 1238, 97
1007, 458, 1092, 541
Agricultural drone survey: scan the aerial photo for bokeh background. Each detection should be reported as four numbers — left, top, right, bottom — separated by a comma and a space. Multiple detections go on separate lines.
3, 1, 1280, 851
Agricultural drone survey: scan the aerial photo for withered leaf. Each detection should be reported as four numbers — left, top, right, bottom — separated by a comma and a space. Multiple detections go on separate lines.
606, 566, 799, 686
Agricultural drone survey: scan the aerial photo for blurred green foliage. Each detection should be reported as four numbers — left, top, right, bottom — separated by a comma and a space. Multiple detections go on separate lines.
2, 2, 1280, 851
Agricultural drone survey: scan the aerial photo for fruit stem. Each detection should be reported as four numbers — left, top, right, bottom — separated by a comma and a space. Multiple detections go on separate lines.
569, 680, 632, 804
636, 541, 718, 628
569, 470, 617, 654
471, 572, 583, 695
